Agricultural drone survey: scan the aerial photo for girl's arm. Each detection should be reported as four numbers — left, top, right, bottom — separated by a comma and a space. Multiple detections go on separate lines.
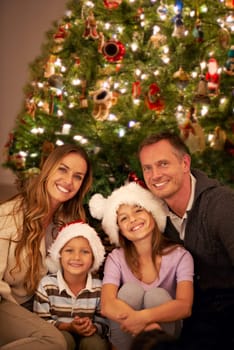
101, 283, 135, 322
119, 280, 193, 335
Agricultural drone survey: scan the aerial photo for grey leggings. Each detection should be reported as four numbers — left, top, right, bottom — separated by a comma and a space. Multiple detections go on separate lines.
109, 283, 181, 350
0, 300, 67, 350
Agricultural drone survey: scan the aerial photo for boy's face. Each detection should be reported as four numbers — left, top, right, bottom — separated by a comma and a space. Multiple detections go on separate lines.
60, 237, 94, 279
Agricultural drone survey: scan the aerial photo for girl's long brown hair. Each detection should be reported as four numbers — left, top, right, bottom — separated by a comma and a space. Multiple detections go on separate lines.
119, 215, 177, 280
10, 144, 92, 294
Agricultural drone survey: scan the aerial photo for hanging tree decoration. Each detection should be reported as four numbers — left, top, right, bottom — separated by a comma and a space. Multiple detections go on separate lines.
224, 46, 234, 76
205, 58, 220, 96
91, 88, 118, 121
193, 19, 204, 43
193, 74, 210, 104
218, 27, 231, 50
103, 0, 122, 10
83, 11, 99, 40
172, 0, 186, 38
180, 106, 206, 154
145, 83, 165, 113
225, 0, 234, 9
102, 40, 126, 62
173, 66, 190, 91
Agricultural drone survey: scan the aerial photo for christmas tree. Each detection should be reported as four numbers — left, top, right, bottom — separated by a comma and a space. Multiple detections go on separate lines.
3, 0, 234, 197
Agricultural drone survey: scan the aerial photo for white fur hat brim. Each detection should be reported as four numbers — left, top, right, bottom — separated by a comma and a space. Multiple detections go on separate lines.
89, 182, 167, 246
46, 221, 105, 273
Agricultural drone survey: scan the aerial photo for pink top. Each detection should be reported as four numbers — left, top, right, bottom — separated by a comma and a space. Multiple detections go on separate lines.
103, 246, 194, 298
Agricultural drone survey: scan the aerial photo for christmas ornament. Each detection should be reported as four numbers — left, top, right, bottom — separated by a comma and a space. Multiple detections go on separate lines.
9, 153, 26, 169
145, 83, 165, 112
193, 74, 210, 104
48, 74, 63, 89
132, 81, 141, 98
172, 13, 185, 38
25, 97, 36, 118
225, 0, 234, 9
173, 67, 190, 90
225, 46, 234, 76
157, 2, 168, 17
150, 32, 167, 49
44, 55, 56, 78
53, 24, 70, 43
103, 0, 122, 9
218, 27, 230, 50
211, 126, 227, 150
128, 171, 147, 188
83, 11, 99, 40
205, 58, 220, 95
180, 109, 205, 154
225, 12, 234, 30
102, 40, 126, 62
193, 19, 204, 43
91, 88, 118, 121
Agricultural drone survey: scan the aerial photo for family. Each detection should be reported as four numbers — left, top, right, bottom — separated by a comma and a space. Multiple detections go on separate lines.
0, 132, 233, 350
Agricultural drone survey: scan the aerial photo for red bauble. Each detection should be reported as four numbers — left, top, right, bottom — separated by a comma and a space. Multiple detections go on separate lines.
103, 0, 122, 9
102, 40, 126, 62
145, 83, 165, 112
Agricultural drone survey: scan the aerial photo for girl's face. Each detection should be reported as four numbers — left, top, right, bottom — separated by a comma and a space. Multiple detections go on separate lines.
60, 236, 93, 278
47, 152, 87, 209
117, 204, 155, 243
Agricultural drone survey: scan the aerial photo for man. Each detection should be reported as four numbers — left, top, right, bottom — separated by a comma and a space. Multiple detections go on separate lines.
138, 132, 234, 350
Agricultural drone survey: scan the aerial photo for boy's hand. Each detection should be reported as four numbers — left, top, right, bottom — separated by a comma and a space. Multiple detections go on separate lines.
71, 316, 97, 336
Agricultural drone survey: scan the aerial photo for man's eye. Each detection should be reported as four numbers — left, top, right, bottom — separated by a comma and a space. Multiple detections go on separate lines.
160, 161, 168, 167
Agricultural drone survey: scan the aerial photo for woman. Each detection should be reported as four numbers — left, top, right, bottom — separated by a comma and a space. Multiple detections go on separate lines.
89, 182, 194, 350
0, 143, 92, 350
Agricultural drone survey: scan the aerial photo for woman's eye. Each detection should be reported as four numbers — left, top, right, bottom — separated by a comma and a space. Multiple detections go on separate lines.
58, 166, 67, 172
74, 174, 83, 180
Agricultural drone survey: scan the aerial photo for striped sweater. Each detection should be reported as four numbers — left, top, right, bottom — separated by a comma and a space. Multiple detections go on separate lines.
33, 270, 109, 336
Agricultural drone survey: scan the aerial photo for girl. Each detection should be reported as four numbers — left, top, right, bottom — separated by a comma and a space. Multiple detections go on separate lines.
89, 182, 194, 350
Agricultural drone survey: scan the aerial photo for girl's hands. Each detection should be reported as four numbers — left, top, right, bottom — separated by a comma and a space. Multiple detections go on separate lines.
117, 310, 161, 336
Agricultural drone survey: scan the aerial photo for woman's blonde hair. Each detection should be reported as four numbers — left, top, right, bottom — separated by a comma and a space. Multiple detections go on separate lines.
12, 144, 92, 293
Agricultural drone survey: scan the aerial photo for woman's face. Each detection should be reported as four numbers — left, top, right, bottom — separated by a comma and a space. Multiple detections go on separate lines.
47, 152, 87, 209
117, 204, 155, 244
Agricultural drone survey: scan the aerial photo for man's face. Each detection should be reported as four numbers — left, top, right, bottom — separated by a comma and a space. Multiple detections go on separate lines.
139, 140, 190, 201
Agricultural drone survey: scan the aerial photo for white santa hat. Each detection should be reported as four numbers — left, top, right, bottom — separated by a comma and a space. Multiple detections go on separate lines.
89, 182, 167, 246
46, 220, 105, 273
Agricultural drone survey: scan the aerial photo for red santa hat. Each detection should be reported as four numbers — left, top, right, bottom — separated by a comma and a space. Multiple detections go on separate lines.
46, 220, 105, 273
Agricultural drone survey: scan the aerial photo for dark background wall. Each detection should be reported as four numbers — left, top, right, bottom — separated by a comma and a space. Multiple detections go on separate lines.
0, 0, 67, 200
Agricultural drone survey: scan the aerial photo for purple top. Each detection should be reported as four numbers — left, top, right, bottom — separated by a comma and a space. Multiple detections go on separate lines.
102, 246, 194, 298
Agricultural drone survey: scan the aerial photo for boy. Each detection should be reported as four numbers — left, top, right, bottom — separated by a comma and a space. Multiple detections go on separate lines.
33, 220, 110, 350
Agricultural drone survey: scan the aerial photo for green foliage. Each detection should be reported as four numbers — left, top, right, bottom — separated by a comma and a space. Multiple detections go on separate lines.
3, 0, 234, 194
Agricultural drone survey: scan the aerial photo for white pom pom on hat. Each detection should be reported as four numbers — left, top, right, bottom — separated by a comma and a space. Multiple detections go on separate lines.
89, 182, 167, 246
46, 220, 105, 273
